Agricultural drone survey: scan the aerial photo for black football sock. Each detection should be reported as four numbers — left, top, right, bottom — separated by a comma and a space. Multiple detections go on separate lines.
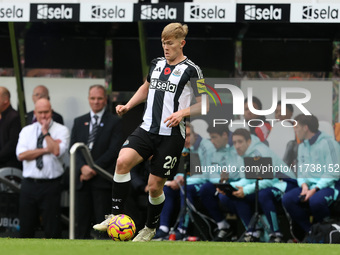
111, 173, 131, 215
146, 193, 165, 229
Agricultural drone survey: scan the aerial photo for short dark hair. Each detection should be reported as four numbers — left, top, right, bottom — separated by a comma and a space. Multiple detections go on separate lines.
244, 96, 262, 110
207, 124, 229, 136
277, 100, 294, 113
232, 128, 251, 141
295, 114, 319, 133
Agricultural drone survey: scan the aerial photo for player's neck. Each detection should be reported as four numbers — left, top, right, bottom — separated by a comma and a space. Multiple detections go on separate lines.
167, 55, 186, 66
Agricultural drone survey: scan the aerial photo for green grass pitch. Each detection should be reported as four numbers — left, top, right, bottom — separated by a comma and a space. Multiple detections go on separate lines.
1, 238, 340, 255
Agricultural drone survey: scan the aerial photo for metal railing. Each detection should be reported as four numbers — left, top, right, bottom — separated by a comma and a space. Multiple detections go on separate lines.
69, 143, 113, 239
0, 167, 22, 193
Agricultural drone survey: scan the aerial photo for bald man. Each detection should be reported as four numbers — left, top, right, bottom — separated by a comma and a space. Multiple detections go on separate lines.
16, 98, 69, 238
0, 86, 22, 169
26, 85, 64, 125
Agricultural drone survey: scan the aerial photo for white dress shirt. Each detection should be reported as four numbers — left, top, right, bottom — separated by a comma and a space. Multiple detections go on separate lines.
16, 121, 70, 179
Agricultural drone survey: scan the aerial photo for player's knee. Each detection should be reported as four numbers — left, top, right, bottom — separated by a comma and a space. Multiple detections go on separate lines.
148, 184, 163, 197
115, 157, 131, 174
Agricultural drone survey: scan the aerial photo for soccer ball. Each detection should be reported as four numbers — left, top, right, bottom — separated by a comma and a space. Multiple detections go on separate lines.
107, 214, 136, 241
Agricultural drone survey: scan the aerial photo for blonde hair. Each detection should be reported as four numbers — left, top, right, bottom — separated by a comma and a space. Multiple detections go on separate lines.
162, 23, 188, 41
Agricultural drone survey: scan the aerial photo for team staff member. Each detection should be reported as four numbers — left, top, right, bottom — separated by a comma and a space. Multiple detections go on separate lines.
16, 98, 69, 238
282, 115, 340, 235
93, 23, 205, 242
70, 85, 122, 239
0, 87, 22, 169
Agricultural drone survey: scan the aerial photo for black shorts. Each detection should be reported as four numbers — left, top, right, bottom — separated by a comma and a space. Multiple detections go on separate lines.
122, 127, 184, 179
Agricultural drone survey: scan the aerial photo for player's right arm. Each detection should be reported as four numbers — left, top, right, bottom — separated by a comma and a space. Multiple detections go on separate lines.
116, 80, 150, 116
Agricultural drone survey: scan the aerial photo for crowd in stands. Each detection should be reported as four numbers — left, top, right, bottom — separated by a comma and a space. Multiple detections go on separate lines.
0, 86, 340, 242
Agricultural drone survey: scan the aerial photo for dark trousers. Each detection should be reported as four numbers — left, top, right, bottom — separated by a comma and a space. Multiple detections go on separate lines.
19, 178, 62, 238
282, 187, 334, 233
75, 182, 111, 239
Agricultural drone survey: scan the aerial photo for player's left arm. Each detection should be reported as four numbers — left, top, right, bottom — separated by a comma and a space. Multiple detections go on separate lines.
164, 95, 208, 128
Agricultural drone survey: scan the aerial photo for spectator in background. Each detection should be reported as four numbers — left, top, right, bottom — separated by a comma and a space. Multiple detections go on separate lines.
244, 97, 271, 142
275, 101, 294, 122
70, 85, 122, 239
26, 85, 64, 125
0, 87, 22, 169
282, 115, 340, 236
16, 98, 69, 238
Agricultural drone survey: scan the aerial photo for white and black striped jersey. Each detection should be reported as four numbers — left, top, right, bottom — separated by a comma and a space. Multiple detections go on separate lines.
140, 57, 203, 138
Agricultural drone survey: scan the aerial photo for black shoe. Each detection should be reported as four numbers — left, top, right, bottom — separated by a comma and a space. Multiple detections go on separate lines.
240, 232, 260, 242
269, 233, 283, 243
153, 229, 168, 240
213, 228, 233, 241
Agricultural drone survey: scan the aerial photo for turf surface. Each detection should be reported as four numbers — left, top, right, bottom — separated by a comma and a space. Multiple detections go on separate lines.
1, 238, 340, 255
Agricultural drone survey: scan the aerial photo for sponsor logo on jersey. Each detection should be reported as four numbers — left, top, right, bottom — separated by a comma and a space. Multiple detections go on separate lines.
164, 170, 171, 176
150, 78, 177, 93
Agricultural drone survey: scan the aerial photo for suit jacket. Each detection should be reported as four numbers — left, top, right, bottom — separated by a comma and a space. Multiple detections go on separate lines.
0, 105, 22, 169
26, 110, 64, 125
70, 110, 122, 189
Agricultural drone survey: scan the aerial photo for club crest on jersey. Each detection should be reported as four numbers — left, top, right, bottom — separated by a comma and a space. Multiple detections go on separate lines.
150, 78, 177, 93
172, 69, 182, 77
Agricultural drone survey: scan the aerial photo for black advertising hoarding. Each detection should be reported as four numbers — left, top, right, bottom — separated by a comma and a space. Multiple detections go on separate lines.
237, 4, 290, 23
133, 3, 184, 22
30, 3, 80, 22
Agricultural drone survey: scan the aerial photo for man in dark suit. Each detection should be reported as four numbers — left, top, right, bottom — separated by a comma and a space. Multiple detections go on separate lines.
26, 85, 64, 125
70, 85, 122, 239
0, 87, 22, 169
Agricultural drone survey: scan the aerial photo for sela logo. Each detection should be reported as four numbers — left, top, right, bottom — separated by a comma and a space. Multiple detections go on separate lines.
201, 84, 312, 116
302, 5, 339, 20
0, 5, 24, 19
190, 5, 226, 19
244, 5, 282, 20
140, 5, 177, 20
91, 5, 126, 19
150, 78, 177, 93
37, 4, 73, 19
